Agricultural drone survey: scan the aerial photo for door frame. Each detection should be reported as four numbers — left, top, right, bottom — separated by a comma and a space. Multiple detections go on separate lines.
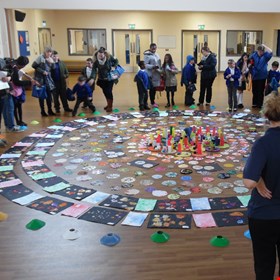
181, 30, 221, 72
111, 29, 153, 58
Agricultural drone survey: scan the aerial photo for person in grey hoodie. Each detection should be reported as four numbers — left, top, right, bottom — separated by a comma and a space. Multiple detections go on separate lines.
143, 43, 161, 107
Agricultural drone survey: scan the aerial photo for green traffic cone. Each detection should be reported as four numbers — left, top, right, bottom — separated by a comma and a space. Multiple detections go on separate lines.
210, 235, 229, 247
150, 231, 170, 243
26, 219, 46, 231
53, 118, 62, 123
93, 111, 101, 115
78, 112, 86, 117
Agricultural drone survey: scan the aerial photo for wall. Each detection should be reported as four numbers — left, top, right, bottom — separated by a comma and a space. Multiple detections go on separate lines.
1, 0, 280, 13
6, 10, 280, 71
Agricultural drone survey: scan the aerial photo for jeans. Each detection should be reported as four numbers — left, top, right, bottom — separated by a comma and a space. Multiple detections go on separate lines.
3, 93, 15, 129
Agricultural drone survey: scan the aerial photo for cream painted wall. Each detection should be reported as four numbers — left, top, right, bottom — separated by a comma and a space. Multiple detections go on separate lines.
7, 10, 280, 71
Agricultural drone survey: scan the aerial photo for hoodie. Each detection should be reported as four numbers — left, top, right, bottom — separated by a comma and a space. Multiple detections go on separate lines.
181, 55, 196, 86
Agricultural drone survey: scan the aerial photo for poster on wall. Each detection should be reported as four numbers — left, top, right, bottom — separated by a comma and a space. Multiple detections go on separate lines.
18, 31, 30, 56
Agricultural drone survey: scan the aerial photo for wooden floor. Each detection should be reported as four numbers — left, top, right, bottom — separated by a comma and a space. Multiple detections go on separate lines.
0, 73, 269, 280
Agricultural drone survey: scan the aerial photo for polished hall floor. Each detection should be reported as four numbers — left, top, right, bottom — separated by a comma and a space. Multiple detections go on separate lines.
0, 73, 270, 280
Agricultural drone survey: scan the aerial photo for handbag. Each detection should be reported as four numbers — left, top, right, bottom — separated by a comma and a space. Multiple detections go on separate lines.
10, 81, 23, 97
107, 65, 125, 81
155, 77, 165, 92
32, 85, 47, 99
66, 88, 75, 101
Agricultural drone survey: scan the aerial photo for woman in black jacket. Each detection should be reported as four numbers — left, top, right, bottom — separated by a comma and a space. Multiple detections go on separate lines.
197, 47, 217, 106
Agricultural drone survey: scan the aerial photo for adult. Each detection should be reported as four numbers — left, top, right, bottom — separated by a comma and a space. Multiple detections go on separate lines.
144, 43, 161, 107
91, 48, 119, 113
249, 44, 272, 108
243, 92, 280, 280
236, 52, 249, 108
51, 50, 72, 113
32, 46, 56, 116
197, 47, 217, 106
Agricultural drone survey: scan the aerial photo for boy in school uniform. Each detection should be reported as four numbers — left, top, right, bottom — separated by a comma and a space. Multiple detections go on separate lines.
134, 60, 150, 111
181, 55, 197, 106
224, 59, 241, 112
81, 58, 95, 108
265, 61, 280, 95
71, 76, 96, 117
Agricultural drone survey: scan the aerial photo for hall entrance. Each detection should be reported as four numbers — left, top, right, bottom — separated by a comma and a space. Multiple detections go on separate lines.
38, 28, 52, 54
112, 29, 153, 72
182, 30, 220, 71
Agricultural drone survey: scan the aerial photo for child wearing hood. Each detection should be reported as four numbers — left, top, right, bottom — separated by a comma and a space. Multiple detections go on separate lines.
181, 55, 197, 106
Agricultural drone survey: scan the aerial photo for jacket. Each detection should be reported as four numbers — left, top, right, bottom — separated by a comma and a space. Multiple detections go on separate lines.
181, 55, 197, 86
143, 50, 161, 87
198, 53, 217, 80
72, 83, 92, 99
162, 63, 178, 87
249, 51, 272, 80
51, 60, 69, 89
224, 67, 241, 88
92, 52, 119, 81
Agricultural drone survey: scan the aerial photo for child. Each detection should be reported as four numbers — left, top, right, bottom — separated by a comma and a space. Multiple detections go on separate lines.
265, 61, 280, 95
134, 61, 150, 111
181, 55, 197, 106
71, 76, 96, 116
162, 54, 179, 107
81, 57, 95, 108
224, 59, 241, 112
11, 56, 38, 126
236, 53, 249, 108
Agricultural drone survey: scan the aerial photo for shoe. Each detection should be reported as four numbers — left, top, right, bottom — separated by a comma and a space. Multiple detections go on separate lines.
139, 105, 145, 111
19, 121, 27, 126
82, 105, 88, 109
153, 103, 159, 108
0, 139, 7, 147
257, 106, 262, 109
48, 110, 56, 116
91, 106, 96, 113
165, 103, 171, 108
55, 109, 61, 114
41, 111, 48, 117
238, 104, 244, 109
72, 113, 76, 117
197, 103, 202, 106
64, 108, 73, 112
228, 109, 232, 112
206, 103, 210, 106
6, 126, 24, 132
144, 105, 150, 110
172, 101, 175, 106
233, 108, 237, 112
252, 105, 257, 108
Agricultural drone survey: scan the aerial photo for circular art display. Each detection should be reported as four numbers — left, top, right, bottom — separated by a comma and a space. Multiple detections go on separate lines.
0, 110, 266, 229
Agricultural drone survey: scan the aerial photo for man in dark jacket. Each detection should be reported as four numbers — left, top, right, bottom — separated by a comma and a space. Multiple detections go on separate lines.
197, 47, 217, 106
51, 51, 72, 113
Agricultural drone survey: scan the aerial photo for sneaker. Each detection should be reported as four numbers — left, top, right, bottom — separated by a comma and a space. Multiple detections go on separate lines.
233, 108, 237, 112
6, 126, 24, 132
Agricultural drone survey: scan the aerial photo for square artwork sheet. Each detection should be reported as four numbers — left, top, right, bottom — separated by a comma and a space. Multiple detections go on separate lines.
212, 210, 248, 227
209, 196, 243, 210
78, 206, 127, 225
27, 196, 74, 215
147, 213, 192, 229
154, 199, 192, 212
99, 194, 139, 211
0, 184, 33, 201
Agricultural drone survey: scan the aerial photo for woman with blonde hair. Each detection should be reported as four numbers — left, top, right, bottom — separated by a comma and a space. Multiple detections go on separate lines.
243, 91, 280, 279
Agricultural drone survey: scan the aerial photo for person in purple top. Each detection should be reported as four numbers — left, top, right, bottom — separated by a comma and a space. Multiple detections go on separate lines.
243, 92, 280, 279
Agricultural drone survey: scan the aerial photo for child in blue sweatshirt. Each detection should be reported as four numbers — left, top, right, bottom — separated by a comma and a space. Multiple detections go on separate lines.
265, 61, 280, 95
134, 60, 150, 111
72, 76, 96, 116
224, 59, 241, 112
181, 55, 197, 106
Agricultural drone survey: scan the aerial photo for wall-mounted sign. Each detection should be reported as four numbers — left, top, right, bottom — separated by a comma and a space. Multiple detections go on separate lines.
198, 24, 205, 30
128, 24, 135, 30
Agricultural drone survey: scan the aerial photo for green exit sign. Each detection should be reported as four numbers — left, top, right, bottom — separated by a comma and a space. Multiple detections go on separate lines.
198, 24, 205, 30
128, 24, 135, 29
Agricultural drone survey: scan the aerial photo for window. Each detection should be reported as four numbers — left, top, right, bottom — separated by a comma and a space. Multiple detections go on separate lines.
226, 31, 262, 56
67, 28, 106, 56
